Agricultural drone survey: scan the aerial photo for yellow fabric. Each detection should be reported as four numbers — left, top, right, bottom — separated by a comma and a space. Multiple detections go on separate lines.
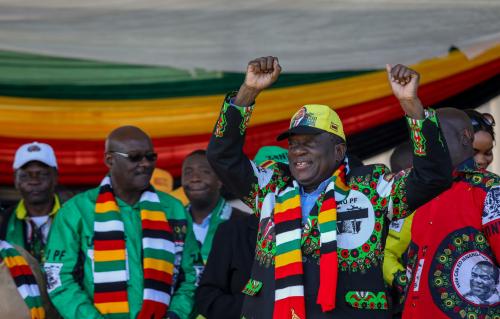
289, 104, 345, 140
150, 168, 173, 193
143, 258, 174, 273
95, 201, 120, 213
275, 250, 302, 268
95, 301, 130, 314
168, 187, 189, 206
382, 213, 414, 285
4, 256, 29, 267
15, 195, 60, 220
0, 45, 498, 140
140, 210, 167, 222
93, 249, 126, 262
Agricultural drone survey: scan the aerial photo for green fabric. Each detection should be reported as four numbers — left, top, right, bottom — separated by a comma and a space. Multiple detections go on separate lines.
0, 50, 376, 100
5, 195, 60, 264
44, 187, 197, 319
186, 198, 232, 265
253, 146, 289, 166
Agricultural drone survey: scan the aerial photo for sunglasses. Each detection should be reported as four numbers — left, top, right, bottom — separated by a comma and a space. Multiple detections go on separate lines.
471, 112, 495, 128
110, 151, 158, 163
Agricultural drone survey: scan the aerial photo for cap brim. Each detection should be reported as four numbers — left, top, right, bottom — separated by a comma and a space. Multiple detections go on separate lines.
276, 126, 326, 141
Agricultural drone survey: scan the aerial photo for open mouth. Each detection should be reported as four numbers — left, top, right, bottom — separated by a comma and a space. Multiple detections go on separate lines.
294, 160, 312, 170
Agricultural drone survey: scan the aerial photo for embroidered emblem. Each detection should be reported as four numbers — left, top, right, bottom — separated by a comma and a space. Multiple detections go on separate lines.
429, 227, 499, 318
242, 279, 263, 296
255, 217, 276, 267
27, 144, 41, 152
345, 291, 388, 310
214, 102, 229, 138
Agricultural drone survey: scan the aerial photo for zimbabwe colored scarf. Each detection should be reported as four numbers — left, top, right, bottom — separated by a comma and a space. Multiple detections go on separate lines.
273, 164, 349, 319
93, 176, 175, 319
0, 240, 45, 319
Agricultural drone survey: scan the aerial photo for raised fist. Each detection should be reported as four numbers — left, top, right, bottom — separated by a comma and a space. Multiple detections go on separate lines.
386, 64, 420, 101
244, 56, 281, 91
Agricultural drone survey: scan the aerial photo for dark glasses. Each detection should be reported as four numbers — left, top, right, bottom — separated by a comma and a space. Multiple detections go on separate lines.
110, 151, 158, 162
471, 114, 495, 128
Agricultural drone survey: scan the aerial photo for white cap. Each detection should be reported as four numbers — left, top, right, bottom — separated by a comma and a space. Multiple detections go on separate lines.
13, 142, 58, 170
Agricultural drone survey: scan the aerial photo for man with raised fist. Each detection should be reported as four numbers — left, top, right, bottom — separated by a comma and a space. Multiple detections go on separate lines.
206, 56, 452, 318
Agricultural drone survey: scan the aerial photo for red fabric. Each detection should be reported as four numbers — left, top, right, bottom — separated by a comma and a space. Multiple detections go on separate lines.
143, 269, 173, 283
93, 240, 125, 250
317, 251, 338, 312
274, 207, 302, 223
403, 180, 497, 319
137, 300, 167, 319
141, 219, 172, 232
93, 291, 128, 303
275, 261, 303, 279
273, 296, 306, 319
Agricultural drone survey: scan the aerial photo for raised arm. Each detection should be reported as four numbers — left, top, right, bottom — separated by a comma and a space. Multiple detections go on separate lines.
207, 57, 281, 210
382, 64, 453, 219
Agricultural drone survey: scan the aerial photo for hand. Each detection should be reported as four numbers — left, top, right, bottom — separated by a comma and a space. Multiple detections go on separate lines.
234, 56, 281, 107
244, 56, 281, 91
386, 64, 424, 119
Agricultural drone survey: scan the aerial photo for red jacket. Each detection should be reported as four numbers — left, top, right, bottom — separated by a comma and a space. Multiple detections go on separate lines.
404, 159, 500, 318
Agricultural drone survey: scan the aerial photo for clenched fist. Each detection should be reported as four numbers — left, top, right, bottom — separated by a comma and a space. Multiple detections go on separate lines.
234, 56, 281, 107
386, 64, 424, 119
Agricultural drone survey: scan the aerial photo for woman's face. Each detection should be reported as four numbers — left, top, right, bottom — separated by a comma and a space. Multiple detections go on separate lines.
473, 130, 494, 170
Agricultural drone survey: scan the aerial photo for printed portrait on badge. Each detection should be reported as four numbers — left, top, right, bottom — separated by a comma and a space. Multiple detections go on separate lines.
452, 251, 500, 306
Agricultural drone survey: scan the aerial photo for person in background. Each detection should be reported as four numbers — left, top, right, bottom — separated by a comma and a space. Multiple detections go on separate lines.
403, 108, 500, 318
195, 146, 287, 319
0, 142, 59, 264
382, 141, 413, 318
44, 126, 197, 319
206, 56, 452, 319
464, 109, 495, 170
181, 150, 246, 287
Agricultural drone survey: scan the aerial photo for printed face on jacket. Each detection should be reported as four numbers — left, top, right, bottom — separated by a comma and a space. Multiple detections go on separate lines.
468, 261, 498, 302
288, 132, 345, 192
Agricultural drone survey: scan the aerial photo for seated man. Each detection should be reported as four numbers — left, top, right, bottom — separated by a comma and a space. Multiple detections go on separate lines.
1, 142, 59, 263
181, 150, 246, 285
403, 108, 500, 318
207, 56, 452, 318
44, 126, 196, 319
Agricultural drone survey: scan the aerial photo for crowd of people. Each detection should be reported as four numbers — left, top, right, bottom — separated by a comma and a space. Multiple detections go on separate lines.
0, 56, 497, 319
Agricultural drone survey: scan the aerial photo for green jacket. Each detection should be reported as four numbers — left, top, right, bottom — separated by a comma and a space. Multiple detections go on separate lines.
3, 195, 60, 263
44, 187, 197, 319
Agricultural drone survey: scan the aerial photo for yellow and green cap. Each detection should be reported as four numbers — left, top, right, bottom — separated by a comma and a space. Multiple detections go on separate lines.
277, 104, 345, 141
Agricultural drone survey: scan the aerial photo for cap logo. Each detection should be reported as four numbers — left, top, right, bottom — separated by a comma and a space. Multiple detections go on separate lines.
330, 123, 338, 132
291, 107, 317, 128
27, 145, 41, 152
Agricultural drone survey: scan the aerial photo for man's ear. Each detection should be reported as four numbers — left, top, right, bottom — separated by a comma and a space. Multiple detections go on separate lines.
335, 143, 347, 163
104, 153, 113, 169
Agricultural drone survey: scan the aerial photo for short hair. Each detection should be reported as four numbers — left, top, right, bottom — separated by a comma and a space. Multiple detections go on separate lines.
474, 261, 499, 284
464, 109, 495, 141
185, 149, 207, 159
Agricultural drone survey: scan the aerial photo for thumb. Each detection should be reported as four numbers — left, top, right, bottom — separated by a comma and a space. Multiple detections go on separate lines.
247, 63, 255, 74
272, 58, 281, 77
385, 64, 392, 79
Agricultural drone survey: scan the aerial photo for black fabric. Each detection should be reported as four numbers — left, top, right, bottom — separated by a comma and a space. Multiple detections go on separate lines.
0, 205, 15, 240
207, 96, 452, 318
195, 213, 258, 319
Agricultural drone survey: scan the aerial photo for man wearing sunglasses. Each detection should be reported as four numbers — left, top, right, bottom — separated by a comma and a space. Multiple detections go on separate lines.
45, 126, 197, 319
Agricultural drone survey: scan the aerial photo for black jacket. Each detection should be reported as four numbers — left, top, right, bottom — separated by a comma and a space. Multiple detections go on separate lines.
195, 213, 258, 319
206, 94, 452, 319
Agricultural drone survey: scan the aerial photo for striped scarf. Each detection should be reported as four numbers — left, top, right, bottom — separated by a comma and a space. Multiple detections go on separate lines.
273, 164, 349, 319
0, 240, 45, 319
93, 176, 175, 319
